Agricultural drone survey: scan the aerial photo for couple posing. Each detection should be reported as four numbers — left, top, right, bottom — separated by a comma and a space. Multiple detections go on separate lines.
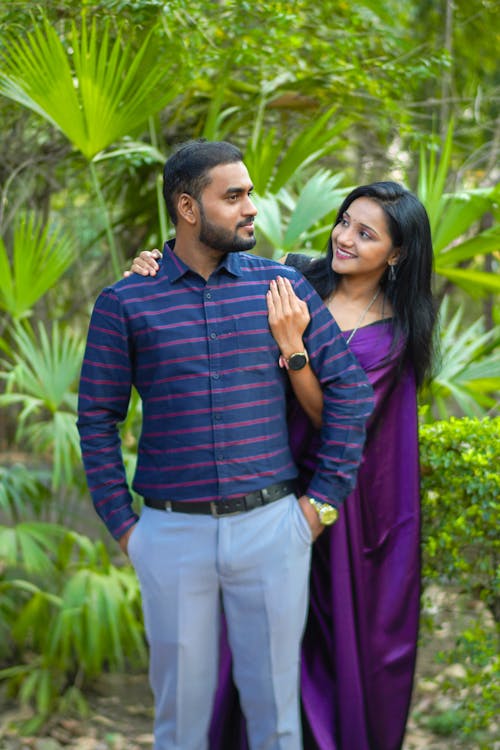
78, 139, 435, 750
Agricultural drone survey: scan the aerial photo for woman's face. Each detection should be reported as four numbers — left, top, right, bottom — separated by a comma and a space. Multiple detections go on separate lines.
331, 197, 399, 282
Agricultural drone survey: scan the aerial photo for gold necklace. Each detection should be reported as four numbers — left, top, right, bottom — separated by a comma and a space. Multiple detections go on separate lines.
345, 288, 381, 344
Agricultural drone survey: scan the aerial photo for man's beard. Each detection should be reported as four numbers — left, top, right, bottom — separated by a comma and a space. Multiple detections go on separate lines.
198, 205, 256, 253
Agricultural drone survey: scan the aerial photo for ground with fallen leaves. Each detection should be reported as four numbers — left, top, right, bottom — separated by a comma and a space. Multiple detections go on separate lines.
1, 586, 497, 749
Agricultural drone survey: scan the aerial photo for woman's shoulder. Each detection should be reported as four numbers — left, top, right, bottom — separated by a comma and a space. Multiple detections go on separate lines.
284, 252, 317, 271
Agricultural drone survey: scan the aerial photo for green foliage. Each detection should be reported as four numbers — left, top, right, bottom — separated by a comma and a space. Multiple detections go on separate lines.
444, 625, 500, 743
420, 416, 499, 619
0, 15, 177, 161
253, 169, 348, 257
420, 622, 500, 746
418, 123, 500, 297
244, 103, 348, 196
0, 522, 67, 575
0, 525, 146, 729
0, 464, 50, 522
0, 1, 497, 739
424, 296, 500, 419
0, 213, 75, 319
419, 416, 499, 744
424, 708, 466, 737
0, 321, 83, 488
0, 11, 181, 277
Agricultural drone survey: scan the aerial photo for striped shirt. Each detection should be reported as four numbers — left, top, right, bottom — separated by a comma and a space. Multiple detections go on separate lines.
77, 242, 374, 539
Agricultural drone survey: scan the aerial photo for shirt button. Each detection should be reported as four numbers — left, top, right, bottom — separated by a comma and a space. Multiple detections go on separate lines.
210, 332, 217, 339
205, 292, 212, 299
212, 372, 219, 380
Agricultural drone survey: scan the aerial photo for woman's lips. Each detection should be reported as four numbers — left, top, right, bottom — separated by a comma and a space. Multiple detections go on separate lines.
335, 246, 356, 259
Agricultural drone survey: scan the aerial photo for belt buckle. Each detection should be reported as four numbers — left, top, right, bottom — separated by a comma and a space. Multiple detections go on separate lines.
210, 499, 244, 517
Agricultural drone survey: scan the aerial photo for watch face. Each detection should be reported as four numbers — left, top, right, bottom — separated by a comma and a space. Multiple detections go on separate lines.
288, 353, 308, 371
319, 505, 338, 525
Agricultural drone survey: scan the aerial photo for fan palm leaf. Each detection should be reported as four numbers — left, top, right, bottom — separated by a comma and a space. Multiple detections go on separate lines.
0, 14, 179, 277
0, 321, 83, 487
0, 213, 74, 319
0, 16, 178, 160
0, 321, 82, 411
0, 464, 49, 522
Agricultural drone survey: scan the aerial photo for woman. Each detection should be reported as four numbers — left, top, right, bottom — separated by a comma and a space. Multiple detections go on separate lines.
127, 181, 436, 750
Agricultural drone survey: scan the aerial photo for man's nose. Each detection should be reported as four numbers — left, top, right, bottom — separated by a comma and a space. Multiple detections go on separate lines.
244, 195, 258, 216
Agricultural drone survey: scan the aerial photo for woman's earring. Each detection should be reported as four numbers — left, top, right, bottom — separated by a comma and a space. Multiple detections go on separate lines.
388, 264, 397, 282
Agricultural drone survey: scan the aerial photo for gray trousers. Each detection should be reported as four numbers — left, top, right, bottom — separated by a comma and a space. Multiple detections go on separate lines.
128, 494, 312, 750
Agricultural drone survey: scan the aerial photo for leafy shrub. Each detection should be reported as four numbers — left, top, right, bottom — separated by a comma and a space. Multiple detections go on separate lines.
420, 416, 499, 620
0, 514, 146, 732
419, 416, 499, 744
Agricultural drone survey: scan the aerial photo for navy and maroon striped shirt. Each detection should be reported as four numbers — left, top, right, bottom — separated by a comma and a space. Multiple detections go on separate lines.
77, 242, 374, 539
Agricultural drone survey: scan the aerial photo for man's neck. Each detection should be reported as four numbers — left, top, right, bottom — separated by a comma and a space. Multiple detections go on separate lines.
173, 236, 224, 281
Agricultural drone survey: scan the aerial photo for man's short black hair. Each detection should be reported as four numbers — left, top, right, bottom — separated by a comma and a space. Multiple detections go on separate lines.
163, 139, 244, 224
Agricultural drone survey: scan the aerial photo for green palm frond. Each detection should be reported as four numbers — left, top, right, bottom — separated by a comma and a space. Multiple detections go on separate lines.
0, 464, 49, 522
431, 187, 500, 254
417, 124, 499, 297
0, 16, 177, 160
425, 298, 500, 418
270, 108, 348, 194
253, 193, 286, 250
437, 222, 500, 267
283, 170, 345, 247
23, 412, 81, 490
418, 122, 454, 229
434, 266, 500, 298
49, 565, 145, 676
244, 103, 346, 195
0, 214, 74, 319
0, 522, 66, 575
0, 321, 83, 487
0, 320, 82, 411
253, 169, 348, 255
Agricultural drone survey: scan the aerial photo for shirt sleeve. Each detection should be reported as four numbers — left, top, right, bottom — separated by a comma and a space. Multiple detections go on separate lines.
77, 287, 138, 540
293, 275, 375, 507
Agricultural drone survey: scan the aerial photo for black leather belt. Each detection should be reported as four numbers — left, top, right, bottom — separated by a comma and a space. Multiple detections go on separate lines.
143, 480, 297, 518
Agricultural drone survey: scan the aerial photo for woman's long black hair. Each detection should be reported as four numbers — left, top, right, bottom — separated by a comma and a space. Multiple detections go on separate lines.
288, 181, 436, 388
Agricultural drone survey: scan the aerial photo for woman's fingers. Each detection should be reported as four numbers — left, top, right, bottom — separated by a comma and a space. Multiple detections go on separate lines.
124, 250, 161, 277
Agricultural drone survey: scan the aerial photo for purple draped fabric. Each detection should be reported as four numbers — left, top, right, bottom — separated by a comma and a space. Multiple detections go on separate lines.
209, 320, 420, 750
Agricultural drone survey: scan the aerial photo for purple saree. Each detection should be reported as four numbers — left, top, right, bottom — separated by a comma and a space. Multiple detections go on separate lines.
209, 320, 420, 750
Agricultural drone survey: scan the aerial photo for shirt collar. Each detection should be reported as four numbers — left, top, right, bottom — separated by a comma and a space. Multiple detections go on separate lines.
162, 239, 244, 281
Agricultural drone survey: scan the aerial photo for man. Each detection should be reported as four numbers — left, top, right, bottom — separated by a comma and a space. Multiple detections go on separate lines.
77, 140, 374, 750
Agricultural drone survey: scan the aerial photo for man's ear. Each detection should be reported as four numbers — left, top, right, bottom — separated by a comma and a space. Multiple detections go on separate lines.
177, 193, 198, 225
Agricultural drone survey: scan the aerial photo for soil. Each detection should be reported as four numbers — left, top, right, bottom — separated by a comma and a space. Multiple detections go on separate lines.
1, 585, 498, 750
0, 663, 479, 750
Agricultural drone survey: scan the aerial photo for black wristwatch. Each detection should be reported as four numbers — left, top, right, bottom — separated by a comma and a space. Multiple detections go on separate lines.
279, 351, 309, 371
